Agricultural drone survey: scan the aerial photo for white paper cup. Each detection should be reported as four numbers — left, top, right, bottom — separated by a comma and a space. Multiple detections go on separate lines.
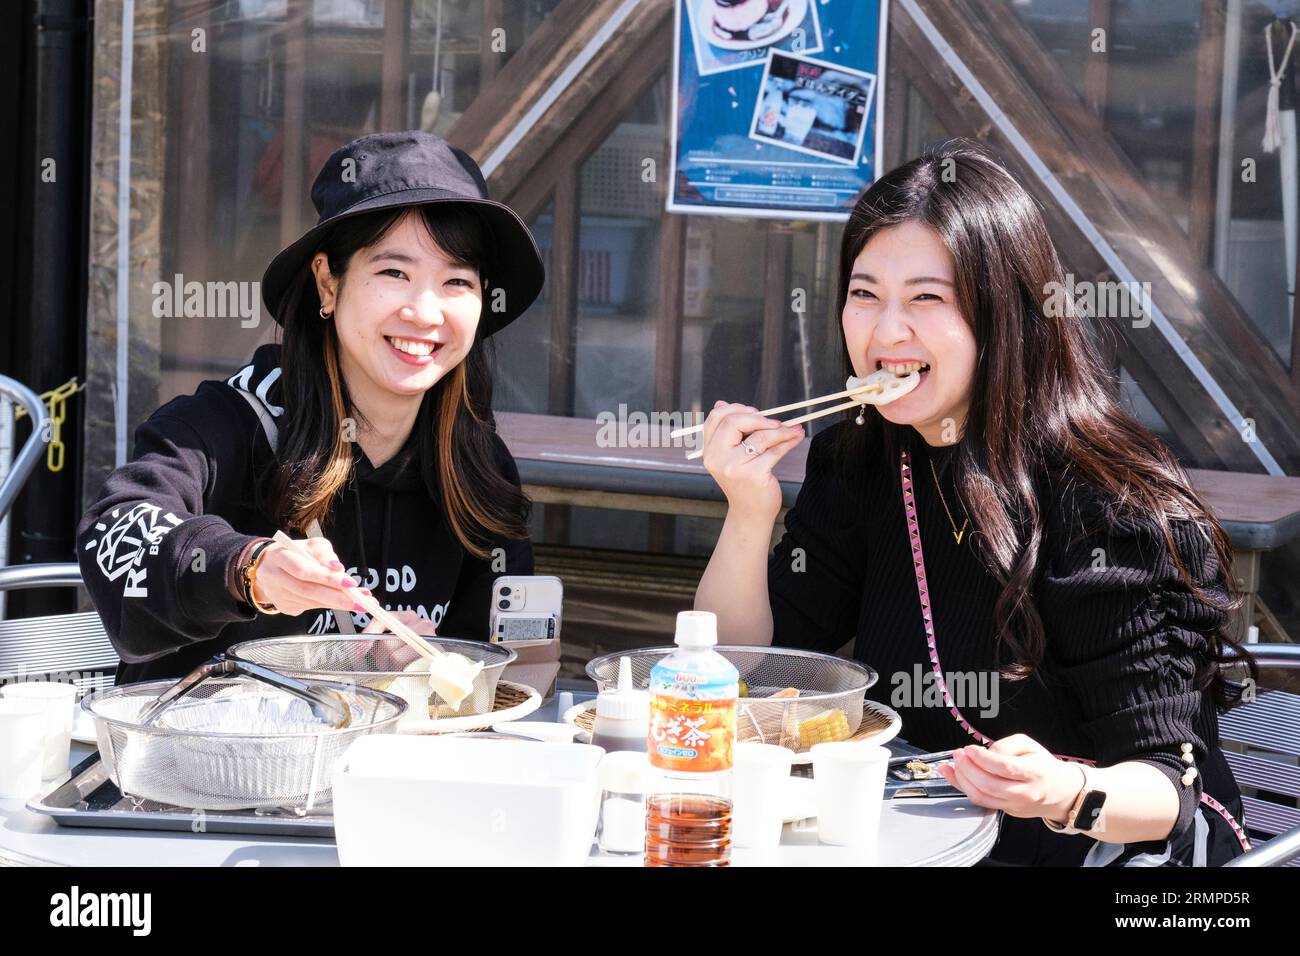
0, 698, 48, 799
812, 741, 890, 848
732, 742, 794, 848
1, 682, 78, 779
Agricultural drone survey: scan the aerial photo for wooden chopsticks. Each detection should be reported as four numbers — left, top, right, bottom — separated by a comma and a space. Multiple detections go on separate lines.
672, 383, 883, 461
668, 381, 883, 441
271, 531, 437, 661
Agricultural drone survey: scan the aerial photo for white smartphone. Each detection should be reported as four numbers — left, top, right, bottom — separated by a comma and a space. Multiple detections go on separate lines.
489, 575, 563, 643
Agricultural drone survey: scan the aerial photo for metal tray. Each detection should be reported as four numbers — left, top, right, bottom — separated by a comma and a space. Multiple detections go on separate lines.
27, 752, 336, 838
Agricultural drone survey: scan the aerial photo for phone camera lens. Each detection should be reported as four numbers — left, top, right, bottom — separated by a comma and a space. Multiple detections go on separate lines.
499, 587, 511, 596
498, 599, 510, 610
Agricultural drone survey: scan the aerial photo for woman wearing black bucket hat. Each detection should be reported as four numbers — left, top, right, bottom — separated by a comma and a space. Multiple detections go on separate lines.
76, 131, 546, 683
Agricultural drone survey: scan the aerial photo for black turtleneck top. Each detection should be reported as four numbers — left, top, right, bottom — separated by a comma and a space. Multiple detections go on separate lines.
768, 422, 1246, 866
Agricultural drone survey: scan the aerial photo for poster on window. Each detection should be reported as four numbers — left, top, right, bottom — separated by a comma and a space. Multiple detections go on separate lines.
668, 0, 886, 220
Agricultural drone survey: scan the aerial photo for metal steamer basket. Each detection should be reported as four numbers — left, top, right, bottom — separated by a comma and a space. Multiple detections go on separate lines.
228, 635, 516, 719
587, 646, 877, 754
82, 657, 406, 812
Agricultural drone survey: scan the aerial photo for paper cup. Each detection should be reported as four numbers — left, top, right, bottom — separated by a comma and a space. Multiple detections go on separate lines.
0, 698, 48, 799
812, 741, 889, 848
732, 742, 794, 848
2, 682, 78, 779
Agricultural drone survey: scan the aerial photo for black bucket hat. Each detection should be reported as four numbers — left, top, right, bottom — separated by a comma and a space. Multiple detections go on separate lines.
260, 130, 545, 337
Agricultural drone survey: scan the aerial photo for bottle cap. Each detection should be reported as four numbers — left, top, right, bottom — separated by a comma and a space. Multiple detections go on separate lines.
595, 655, 650, 720
674, 610, 718, 648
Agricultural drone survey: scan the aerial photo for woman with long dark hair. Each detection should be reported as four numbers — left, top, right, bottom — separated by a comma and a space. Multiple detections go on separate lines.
78, 132, 542, 683
695, 140, 1256, 866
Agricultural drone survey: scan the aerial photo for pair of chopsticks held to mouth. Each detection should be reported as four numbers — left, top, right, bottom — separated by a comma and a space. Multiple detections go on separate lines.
670, 367, 923, 460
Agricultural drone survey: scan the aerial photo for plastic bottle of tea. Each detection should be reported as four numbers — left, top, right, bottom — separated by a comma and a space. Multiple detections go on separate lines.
644, 610, 740, 867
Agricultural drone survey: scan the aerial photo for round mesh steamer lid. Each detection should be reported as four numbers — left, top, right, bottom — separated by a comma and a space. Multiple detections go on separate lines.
674, 610, 718, 647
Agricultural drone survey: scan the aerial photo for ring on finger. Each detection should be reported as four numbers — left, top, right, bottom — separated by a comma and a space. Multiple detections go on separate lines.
743, 440, 758, 456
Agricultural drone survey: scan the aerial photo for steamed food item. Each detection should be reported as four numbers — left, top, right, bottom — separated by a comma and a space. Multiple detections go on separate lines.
845, 367, 922, 405
401, 651, 484, 713
678, 365, 922, 463
797, 708, 851, 749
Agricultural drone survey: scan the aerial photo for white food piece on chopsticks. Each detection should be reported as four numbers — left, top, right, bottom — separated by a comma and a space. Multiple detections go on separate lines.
401, 651, 483, 713
846, 368, 921, 405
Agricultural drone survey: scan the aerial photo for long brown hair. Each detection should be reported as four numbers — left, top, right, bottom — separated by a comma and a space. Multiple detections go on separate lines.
834, 140, 1255, 708
266, 204, 530, 556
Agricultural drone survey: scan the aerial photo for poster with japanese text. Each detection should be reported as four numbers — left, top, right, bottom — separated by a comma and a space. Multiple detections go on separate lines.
668, 0, 886, 220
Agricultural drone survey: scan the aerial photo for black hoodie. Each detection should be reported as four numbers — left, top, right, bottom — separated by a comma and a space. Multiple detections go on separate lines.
76, 343, 533, 683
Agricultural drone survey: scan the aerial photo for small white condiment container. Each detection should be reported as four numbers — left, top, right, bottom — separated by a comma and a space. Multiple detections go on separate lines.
595, 750, 649, 856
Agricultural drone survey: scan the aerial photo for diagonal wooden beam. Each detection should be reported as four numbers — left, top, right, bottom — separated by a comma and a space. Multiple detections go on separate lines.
501, 23, 671, 224
446, 0, 672, 200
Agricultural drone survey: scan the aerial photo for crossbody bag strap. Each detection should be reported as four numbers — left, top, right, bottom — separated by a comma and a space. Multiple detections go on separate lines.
235, 388, 356, 635
898, 448, 1249, 852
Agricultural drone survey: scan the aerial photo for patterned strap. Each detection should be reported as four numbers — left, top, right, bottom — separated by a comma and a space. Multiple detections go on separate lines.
899, 449, 1250, 853
237, 387, 356, 636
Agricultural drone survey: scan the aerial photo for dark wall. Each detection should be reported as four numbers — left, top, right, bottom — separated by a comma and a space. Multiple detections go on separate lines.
1, 1, 92, 616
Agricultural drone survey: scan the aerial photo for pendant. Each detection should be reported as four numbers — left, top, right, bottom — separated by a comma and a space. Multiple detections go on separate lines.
854, 404, 866, 426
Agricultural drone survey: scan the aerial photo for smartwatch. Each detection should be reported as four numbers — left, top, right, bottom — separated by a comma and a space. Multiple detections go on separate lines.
1043, 764, 1107, 835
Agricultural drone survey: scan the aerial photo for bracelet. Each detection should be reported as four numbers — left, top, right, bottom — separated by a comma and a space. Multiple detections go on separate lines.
241, 538, 280, 615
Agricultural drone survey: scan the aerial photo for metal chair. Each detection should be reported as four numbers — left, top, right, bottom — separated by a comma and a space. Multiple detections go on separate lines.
0, 374, 117, 694
0, 563, 118, 695
1219, 643, 1300, 866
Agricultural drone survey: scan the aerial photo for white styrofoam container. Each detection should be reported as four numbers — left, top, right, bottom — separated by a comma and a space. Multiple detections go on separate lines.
332, 735, 605, 867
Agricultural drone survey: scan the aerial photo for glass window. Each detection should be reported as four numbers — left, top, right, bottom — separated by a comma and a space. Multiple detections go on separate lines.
152, 0, 561, 401
1014, 0, 1297, 366
492, 200, 553, 414
572, 75, 670, 421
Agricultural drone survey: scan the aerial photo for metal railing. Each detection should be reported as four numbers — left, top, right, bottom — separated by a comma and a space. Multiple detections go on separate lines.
0, 375, 53, 619
0, 375, 52, 523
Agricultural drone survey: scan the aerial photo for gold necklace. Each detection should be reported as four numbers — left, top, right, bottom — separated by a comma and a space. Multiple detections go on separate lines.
929, 458, 969, 545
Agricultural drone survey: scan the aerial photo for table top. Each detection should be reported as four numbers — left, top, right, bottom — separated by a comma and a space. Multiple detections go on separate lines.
0, 737, 999, 868
497, 411, 1300, 550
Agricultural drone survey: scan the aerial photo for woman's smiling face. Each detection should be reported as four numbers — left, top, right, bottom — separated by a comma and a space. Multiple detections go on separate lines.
314, 207, 483, 402
842, 220, 977, 445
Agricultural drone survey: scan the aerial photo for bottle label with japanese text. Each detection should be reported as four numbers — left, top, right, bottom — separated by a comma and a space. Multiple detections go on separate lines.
647, 661, 739, 773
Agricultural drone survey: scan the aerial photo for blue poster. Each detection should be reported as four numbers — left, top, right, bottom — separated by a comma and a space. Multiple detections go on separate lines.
667, 0, 886, 220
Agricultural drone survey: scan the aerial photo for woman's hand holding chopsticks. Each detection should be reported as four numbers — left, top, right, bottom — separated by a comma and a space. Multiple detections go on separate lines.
247, 535, 371, 618
700, 401, 805, 522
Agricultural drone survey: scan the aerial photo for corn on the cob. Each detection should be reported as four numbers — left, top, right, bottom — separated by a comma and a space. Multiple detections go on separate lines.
798, 708, 851, 749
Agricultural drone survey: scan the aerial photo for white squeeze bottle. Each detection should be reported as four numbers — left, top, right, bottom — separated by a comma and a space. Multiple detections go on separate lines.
644, 610, 740, 867
590, 656, 650, 753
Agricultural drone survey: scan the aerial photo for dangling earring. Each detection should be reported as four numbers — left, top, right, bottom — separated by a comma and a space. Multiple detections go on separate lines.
854, 404, 866, 426
319, 306, 331, 320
